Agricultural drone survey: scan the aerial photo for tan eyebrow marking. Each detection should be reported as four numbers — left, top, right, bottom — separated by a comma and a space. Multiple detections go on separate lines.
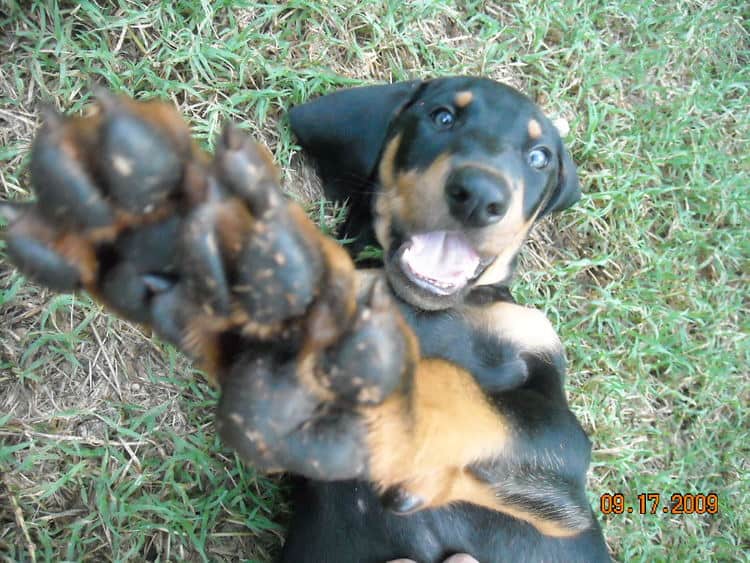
454, 91, 473, 108
528, 118, 542, 139
378, 133, 402, 191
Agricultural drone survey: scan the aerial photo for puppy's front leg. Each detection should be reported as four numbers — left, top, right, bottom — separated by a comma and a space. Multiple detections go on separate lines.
1, 91, 413, 482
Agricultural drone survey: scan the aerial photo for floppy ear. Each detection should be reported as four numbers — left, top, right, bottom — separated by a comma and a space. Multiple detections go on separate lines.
288, 80, 422, 203
540, 142, 580, 216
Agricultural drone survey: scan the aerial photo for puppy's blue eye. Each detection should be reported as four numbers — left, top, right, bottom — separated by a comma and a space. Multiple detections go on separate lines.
432, 108, 455, 129
528, 147, 551, 169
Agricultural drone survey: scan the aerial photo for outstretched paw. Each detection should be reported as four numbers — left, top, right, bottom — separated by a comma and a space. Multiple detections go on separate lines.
2, 90, 416, 484
2, 92, 193, 324
1, 92, 340, 357
215, 276, 416, 480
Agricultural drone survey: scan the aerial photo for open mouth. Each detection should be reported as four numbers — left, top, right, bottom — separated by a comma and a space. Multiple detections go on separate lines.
398, 231, 484, 296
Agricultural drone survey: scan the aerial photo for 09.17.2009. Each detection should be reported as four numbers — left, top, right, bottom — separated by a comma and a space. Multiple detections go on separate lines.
599, 492, 718, 515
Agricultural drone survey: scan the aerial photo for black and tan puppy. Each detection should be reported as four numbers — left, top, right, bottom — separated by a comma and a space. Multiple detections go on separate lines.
1, 77, 609, 562
281, 77, 608, 562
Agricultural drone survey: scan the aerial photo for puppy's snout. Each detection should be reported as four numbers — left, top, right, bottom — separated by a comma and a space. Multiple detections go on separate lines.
445, 168, 509, 228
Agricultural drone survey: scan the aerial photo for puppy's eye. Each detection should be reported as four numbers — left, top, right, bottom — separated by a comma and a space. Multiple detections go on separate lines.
431, 108, 455, 129
528, 147, 551, 169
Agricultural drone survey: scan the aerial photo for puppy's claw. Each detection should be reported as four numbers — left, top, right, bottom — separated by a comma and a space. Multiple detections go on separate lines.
99, 262, 155, 323
4, 230, 83, 291
142, 273, 176, 294
92, 85, 119, 110
0, 201, 31, 225
215, 123, 282, 215
39, 104, 64, 128
367, 277, 393, 310
381, 487, 424, 514
220, 122, 245, 151
150, 283, 197, 349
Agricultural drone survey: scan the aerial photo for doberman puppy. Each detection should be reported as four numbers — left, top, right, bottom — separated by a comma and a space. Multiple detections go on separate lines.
1, 77, 609, 562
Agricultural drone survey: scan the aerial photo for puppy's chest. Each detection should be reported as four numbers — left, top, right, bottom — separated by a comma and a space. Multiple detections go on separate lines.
395, 300, 525, 392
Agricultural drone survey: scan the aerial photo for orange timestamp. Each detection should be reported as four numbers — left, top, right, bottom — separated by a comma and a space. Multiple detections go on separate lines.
599, 493, 719, 515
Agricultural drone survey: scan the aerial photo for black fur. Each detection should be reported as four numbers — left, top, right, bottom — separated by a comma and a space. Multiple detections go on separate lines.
284, 78, 608, 562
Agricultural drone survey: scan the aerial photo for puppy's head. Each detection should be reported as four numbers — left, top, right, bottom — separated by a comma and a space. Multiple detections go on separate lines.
290, 77, 579, 310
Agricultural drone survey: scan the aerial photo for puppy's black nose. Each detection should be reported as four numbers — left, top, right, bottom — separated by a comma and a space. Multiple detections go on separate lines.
445, 168, 510, 227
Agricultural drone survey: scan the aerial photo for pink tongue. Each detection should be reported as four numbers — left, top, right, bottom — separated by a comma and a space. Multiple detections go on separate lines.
401, 231, 480, 290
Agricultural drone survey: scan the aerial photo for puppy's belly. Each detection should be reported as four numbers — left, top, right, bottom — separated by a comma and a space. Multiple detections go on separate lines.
279, 479, 608, 563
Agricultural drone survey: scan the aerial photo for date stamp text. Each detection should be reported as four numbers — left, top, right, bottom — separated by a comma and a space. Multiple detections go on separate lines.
599, 493, 718, 515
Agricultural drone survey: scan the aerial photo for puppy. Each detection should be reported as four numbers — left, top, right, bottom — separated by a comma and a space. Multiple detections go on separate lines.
278, 77, 609, 562
1, 78, 609, 562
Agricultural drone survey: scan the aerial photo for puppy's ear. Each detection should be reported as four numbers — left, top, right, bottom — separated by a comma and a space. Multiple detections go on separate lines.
289, 81, 422, 203
540, 142, 580, 216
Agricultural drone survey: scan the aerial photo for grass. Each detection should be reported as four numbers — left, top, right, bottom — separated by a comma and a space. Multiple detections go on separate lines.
0, 1, 747, 561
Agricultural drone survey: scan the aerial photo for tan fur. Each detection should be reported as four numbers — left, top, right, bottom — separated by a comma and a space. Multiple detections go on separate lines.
400, 468, 580, 538
363, 357, 579, 537
472, 222, 530, 286
454, 91, 473, 108
182, 315, 238, 379
377, 136, 454, 244
295, 353, 336, 402
472, 174, 544, 286
378, 134, 401, 190
374, 135, 403, 251
473, 245, 519, 285
394, 154, 453, 229
461, 301, 562, 355
364, 358, 510, 495
214, 199, 254, 259
373, 191, 394, 251
7, 213, 100, 286
353, 263, 570, 534
302, 226, 359, 352
56, 233, 98, 286
528, 118, 542, 140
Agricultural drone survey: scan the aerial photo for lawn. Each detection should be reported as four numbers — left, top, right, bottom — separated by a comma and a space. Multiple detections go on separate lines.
0, 1, 747, 561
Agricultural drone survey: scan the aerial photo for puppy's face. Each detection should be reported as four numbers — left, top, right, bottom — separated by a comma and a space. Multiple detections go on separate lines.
374, 78, 574, 310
